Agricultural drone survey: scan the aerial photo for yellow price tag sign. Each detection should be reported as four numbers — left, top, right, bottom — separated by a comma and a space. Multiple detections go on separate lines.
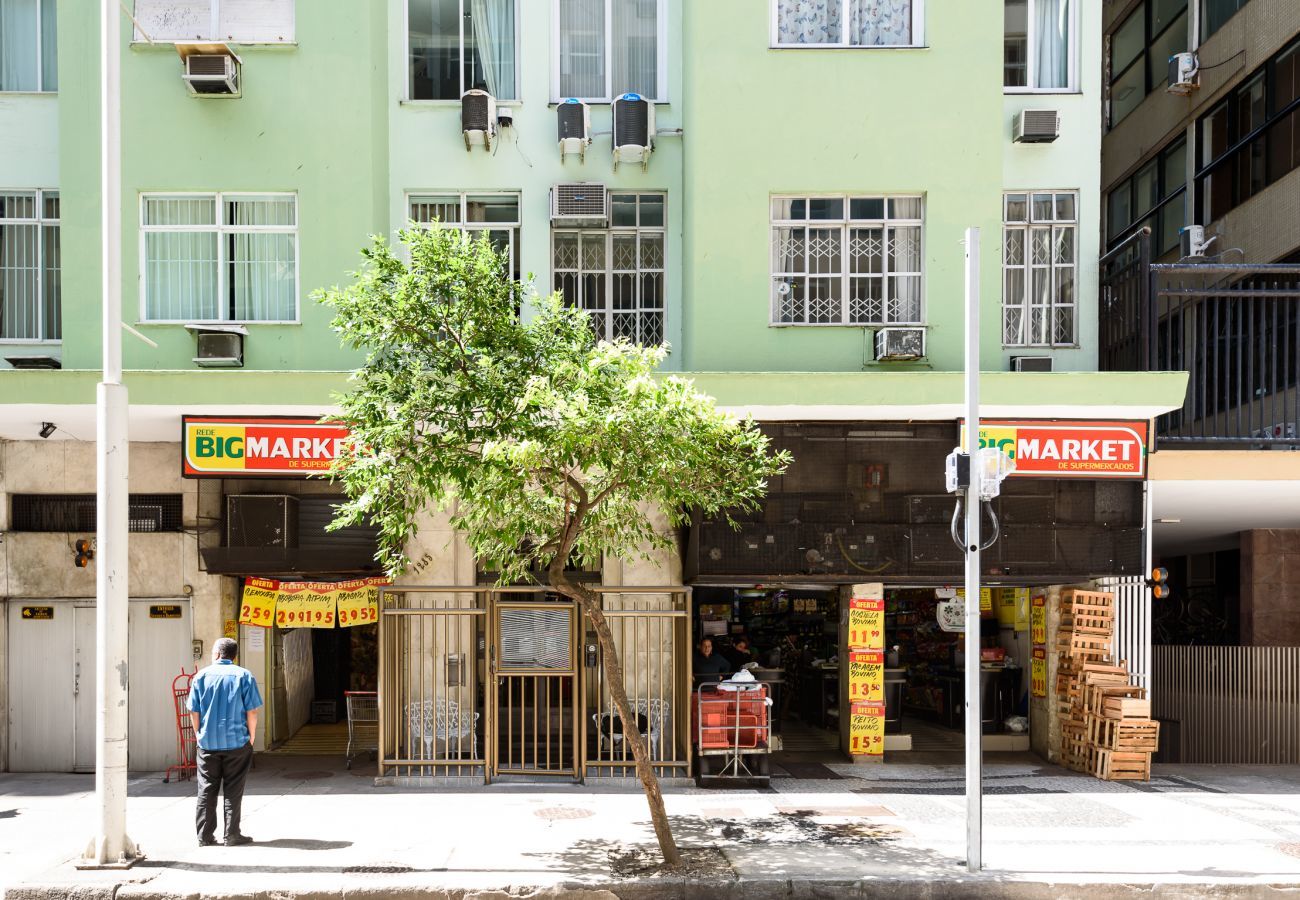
337, 579, 379, 628
1031, 594, 1047, 645
849, 702, 886, 756
847, 598, 885, 649
239, 577, 277, 628
847, 650, 884, 703
1031, 649, 1048, 697
299, 584, 338, 628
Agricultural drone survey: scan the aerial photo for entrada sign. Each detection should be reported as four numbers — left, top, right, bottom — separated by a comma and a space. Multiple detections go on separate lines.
182, 416, 350, 478
964, 420, 1149, 479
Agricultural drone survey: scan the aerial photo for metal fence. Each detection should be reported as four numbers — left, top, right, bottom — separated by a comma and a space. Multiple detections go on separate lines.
1152, 645, 1300, 763
1097, 576, 1152, 691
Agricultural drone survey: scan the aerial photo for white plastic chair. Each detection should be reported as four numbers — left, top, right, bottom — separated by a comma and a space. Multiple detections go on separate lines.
405, 699, 479, 759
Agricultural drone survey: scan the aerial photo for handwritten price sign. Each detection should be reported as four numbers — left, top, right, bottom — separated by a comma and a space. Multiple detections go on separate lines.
336, 579, 379, 628
847, 650, 884, 703
239, 577, 277, 627
849, 702, 886, 756
1031, 648, 1047, 697
847, 597, 885, 650
1031, 593, 1047, 645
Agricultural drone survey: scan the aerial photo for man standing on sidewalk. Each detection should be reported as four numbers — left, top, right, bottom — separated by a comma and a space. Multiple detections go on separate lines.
187, 637, 263, 847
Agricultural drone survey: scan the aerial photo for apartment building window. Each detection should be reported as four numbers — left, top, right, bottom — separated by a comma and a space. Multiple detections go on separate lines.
0, 0, 57, 91
408, 192, 521, 281
409, 0, 518, 100
771, 195, 923, 327
1197, 37, 1300, 224
142, 194, 297, 323
555, 0, 665, 102
1201, 0, 1250, 41
131, 0, 294, 42
772, 0, 920, 47
1003, 192, 1076, 347
0, 190, 59, 341
1109, 0, 1188, 128
1108, 138, 1186, 254
553, 193, 664, 345
1004, 0, 1075, 91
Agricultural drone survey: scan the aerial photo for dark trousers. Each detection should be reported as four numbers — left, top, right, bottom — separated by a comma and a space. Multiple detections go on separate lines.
196, 742, 253, 841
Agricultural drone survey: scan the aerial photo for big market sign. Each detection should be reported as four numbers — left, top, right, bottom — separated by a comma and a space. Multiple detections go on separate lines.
966, 420, 1149, 480
183, 416, 349, 478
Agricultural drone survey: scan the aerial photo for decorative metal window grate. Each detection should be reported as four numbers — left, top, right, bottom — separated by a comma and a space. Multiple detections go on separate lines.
0, 190, 61, 341
1003, 192, 1077, 347
11, 494, 183, 532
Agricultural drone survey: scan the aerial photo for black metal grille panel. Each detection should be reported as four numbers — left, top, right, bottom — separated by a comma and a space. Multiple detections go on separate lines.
11, 493, 183, 532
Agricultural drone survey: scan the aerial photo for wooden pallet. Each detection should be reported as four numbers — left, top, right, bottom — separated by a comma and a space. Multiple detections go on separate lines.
1061, 589, 1115, 614
1057, 630, 1114, 660
1092, 748, 1151, 781
1088, 717, 1160, 752
1101, 695, 1150, 719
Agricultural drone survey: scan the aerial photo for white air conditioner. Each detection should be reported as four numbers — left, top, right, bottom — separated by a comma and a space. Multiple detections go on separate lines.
612, 93, 655, 171
186, 323, 247, 368
1011, 356, 1054, 372
182, 52, 239, 97
461, 89, 497, 152
551, 183, 609, 226
1180, 224, 1212, 259
1013, 109, 1060, 144
874, 327, 925, 361
558, 98, 592, 163
1168, 52, 1199, 95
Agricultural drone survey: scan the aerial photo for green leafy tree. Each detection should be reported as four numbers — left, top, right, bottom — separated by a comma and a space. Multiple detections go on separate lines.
316, 225, 789, 867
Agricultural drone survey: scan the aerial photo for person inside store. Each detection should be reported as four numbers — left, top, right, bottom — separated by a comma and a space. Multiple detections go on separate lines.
724, 635, 757, 669
694, 636, 732, 683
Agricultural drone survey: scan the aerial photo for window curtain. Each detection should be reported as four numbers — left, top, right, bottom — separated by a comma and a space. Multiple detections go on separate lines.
227, 198, 295, 322
558, 0, 604, 98
144, 197, 219, 321
849, 0, 912, 47
1034, 0, 1069, 90
611, 0, 657, 97
38, 0, 54, 90
0, 0, 39, 91
776, 0, 840, 45
470, 0, 516, 99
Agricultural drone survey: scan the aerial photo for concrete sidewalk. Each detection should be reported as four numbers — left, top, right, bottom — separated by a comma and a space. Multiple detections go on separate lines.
4, 753, 1300, 898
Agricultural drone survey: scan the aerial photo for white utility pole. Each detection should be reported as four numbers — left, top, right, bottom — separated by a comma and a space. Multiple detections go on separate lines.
81, 0, 139, 868
963, 227, 983, 874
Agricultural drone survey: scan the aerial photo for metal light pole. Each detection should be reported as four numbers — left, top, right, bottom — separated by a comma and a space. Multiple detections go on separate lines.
80, 0, 139, 868
963, 227, 983, 874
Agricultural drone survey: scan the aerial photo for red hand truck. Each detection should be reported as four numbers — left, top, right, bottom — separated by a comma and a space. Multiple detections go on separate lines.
163, 665, 198, 783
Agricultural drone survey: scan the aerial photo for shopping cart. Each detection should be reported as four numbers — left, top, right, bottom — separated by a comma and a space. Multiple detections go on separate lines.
164, 666, 198, 783
692, 682, 771, 786
345, 691, 378, 769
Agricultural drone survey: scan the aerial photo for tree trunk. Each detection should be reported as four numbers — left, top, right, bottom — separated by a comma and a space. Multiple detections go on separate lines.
551, 572, 682, 868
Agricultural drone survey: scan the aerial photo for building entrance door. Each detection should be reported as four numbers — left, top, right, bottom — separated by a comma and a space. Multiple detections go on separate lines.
490, 601, 580, 781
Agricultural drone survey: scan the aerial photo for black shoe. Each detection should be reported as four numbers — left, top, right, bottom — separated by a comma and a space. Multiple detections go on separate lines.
224, 834, 253, 846
199, 836, 218, 847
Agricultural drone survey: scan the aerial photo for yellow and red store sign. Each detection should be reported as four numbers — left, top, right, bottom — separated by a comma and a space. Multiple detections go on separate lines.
239, 577, 387, 629
965, 420, 1149, 480
183, 416, 350, 478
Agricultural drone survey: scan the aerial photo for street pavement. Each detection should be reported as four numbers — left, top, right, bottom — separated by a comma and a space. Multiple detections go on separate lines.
4, 753, 1300, 898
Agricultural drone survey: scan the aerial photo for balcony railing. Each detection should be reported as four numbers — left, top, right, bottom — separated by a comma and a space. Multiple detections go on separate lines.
1100, 229, 1300, 446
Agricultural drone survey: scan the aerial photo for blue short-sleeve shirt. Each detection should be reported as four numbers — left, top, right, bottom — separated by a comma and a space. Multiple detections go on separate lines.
187, 659, 263, 751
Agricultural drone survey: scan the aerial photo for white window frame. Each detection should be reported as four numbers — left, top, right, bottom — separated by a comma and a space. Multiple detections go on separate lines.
550, 0, 669, 103
138, 191, 300, 325
1004, 0, 1080, 93
551, 192, 666, 345
406, 191, 522, 280
404, 0, 522, 102
0, 189, 60, 342
1002, 190, 1078, 348
0, 0, 56, 93
769, 0, 926, 49
769, 194, 925, 327
131, 0, 295, 44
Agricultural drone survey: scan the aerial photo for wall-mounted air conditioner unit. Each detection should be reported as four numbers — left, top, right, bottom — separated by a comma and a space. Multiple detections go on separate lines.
551, 183, 609, 226
874, 327, 925, 361
1168, 52, 1199, 95
612, 93, 655, 171
461, 89, 497, 151
558, 98, 591, 163
1180, 224, 1213, 259
1011, 356, 1054, 372
226, 494, 299, 548
181, 50, 240, 97
185, 323, 246, 368
1013, 109, 1060, 143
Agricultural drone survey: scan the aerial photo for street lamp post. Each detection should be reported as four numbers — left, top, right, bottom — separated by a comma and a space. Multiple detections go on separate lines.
962, 228, 983, 874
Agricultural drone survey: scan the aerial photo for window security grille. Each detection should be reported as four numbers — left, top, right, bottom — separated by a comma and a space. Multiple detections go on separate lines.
11, 494, 183, 532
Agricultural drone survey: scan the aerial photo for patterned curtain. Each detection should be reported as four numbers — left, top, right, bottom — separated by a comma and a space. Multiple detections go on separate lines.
776, 0, 841, 45
849, 0, 912, 47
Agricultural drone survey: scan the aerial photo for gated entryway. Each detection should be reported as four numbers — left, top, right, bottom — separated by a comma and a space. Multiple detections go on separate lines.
376, 586, 691, 783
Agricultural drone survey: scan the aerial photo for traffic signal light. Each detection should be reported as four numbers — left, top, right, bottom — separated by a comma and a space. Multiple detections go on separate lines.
74, 538, 94, 568
1148, 566, 1170, 599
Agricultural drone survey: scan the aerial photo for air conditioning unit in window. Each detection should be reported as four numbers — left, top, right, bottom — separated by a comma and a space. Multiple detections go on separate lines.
461, 89, 497, 152
550, 183, 609, 226
1011, 356, 1054, 372
1168, 52, 1199, 95
186, 323, 246, 368
182, 51, 240, 97
1180, 224, 1214, 259
612, 93, 655, 172
1013, 109, 1060, 144
558, 98, 592, 163
874, 327, 926, 362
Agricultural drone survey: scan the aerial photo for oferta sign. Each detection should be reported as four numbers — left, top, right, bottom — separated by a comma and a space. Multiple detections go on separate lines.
182, 416, 349, 478
965, 420, 1149, 479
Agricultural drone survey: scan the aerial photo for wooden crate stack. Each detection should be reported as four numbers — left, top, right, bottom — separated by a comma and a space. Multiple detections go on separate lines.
1055, 588, 1158, 781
